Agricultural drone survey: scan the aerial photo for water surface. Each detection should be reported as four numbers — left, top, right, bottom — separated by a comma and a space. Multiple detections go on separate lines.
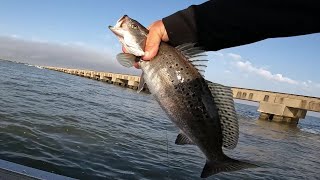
0, 60, 319, 179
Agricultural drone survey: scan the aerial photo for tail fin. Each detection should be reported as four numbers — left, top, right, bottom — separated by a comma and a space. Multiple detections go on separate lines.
200, 158, 258, 178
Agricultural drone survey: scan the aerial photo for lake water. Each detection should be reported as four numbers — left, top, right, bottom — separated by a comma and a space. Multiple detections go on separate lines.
0, 60, 319, 180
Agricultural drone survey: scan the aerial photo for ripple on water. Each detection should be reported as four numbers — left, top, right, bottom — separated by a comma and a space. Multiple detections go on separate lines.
0, 61, 320, 180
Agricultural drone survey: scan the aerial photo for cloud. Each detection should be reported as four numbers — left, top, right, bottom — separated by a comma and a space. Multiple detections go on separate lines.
212, 52, 224, 57
315, 83, 320, 88
10, 34, 20, 39
225, 52, 320, 91
206, 51, 319, 96
227, 53, 242, 60
226, 52, 302, 86
235, 60, 299, 85
303, 80, 320, 89
0, 35, 139, 75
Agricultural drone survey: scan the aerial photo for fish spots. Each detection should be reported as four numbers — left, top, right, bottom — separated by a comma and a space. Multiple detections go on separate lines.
184, 99, 195, 109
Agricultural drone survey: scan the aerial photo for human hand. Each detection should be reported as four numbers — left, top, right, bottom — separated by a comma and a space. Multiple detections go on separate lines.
142, 20, 169, 60
122, 20, 169, 68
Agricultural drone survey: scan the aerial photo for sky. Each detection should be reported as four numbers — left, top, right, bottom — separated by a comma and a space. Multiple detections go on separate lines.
0, 0, 319, 97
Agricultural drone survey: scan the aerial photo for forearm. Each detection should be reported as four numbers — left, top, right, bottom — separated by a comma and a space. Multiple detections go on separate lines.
162, 0, 320, 51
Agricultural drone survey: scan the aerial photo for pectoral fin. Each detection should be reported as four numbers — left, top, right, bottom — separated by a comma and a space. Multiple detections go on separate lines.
116, 53, 139, 68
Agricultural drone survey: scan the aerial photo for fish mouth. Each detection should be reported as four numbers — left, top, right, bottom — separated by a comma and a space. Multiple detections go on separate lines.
108, 15, 128, 38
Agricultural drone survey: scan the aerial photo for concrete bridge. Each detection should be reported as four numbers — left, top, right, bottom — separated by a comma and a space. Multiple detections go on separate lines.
231, 88, 320, 124
43, 66, 320, 125
57, 67, 141, 89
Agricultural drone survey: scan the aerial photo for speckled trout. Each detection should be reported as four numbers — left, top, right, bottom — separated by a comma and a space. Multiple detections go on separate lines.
108, 15, 257, 178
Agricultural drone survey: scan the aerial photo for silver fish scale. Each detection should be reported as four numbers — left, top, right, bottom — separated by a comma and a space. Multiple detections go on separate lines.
207, 82, 239, 149
140, 43, 225, 161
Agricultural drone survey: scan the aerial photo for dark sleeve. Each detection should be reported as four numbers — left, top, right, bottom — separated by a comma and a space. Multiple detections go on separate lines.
162, 0, 320, 51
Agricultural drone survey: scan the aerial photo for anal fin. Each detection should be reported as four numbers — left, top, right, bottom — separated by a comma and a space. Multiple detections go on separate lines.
137, 72, 145, 93
175, 131, 194, 145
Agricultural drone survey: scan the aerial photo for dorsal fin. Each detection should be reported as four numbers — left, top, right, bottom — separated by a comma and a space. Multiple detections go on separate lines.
176, 43, 197, 51
183, 49, 205, 57
176, 43, 208, 77
207, 81, 239, 149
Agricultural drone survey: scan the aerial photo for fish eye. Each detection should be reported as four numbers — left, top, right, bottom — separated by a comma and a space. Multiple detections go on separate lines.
131, 24, 138, 29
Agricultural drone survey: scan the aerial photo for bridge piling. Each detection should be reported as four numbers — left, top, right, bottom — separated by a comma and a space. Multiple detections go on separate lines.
43, 66, 319, 125
232, 88, 317, 125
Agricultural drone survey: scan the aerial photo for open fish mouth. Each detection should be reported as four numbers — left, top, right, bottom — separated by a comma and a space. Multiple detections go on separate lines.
108, 15, 128, 38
